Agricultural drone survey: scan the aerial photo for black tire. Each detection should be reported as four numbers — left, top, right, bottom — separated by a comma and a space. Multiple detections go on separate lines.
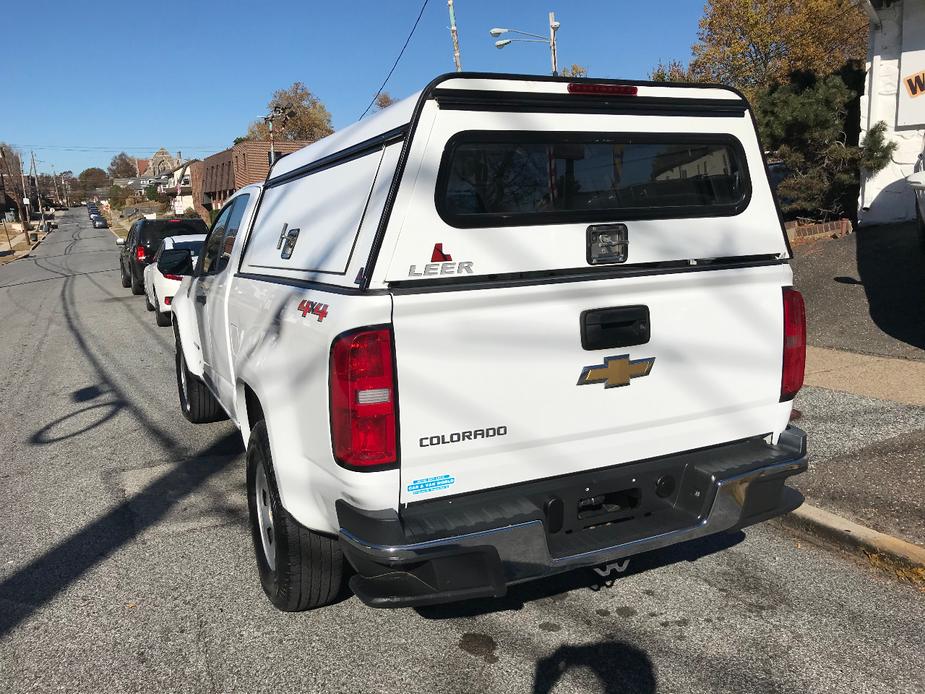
120, 261, 131, 288
175, 336, 226, 423
155, 302, 171, 327
131, 266, 144, 295
246, 420, 344, 611
144, 290, 155, 311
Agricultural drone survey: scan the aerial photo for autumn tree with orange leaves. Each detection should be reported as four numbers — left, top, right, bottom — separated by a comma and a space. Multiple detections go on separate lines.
652, 0, 868, 99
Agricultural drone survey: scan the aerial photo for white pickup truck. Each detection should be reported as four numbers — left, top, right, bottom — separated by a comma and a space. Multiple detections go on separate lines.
162, 73, 808, 611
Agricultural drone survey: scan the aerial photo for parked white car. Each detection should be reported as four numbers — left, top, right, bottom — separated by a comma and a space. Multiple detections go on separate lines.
144, 234, 206, 326
165, 73, 808, 612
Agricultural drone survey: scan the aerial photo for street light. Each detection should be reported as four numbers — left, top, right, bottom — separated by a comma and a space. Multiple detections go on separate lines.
264, 106, 295, 167
489, 11, 560, 75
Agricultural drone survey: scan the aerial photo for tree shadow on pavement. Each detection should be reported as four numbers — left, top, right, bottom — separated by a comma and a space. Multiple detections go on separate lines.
416, 531, 744, 620
0, 431, 243, 639
855, 222, 925, 351
533, 641, 656, 694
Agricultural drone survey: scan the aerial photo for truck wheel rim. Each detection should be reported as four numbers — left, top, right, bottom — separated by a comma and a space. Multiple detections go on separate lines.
255, 464, 276, 571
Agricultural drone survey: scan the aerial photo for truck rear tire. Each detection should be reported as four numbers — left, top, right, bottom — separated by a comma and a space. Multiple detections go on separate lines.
175, 338, 227, 423
246, 420, 344, 611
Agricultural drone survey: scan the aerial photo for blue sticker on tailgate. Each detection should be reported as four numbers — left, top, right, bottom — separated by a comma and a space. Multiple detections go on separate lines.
407, 474, 456, 496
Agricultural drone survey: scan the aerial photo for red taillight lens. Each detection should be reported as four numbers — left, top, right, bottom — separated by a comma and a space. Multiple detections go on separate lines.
781, 287, 806, 402
164, 296, 172, 305
567, 83, 638, 96
163, 273, 183, 281
135, 246, 146, 262
330, 327, 397, 469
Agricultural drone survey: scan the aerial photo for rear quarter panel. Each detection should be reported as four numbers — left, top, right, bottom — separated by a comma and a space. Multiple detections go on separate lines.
228, 278, 396, 533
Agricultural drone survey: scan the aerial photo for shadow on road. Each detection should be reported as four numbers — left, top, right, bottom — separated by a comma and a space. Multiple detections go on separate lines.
0, 273, 244, 639
416, 531, 744, 620
534, 640, 656, 694
0, 432, 243, 638
855, 222, 925, 351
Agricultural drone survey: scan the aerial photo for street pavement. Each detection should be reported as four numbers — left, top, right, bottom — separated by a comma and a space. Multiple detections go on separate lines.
0, 211, 923, 694
790, 223, 925, 361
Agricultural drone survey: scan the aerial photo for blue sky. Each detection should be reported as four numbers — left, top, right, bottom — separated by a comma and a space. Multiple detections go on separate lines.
0, 1, 703, 175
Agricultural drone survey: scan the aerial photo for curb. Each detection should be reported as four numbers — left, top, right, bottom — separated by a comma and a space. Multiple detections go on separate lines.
2, 231, 47, 264
777, 503, 925, 585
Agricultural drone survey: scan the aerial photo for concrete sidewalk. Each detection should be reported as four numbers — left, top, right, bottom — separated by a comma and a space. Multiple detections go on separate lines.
790, 346, 925, 555
804, 345, 925, 406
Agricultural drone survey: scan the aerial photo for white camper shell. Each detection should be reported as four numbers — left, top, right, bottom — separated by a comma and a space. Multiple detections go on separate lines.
168, 73, 808, 611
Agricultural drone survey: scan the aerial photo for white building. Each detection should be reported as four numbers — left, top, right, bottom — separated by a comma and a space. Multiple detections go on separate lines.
858, 0, 925, 225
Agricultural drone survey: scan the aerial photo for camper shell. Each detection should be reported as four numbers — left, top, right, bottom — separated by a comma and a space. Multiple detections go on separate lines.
169, 73, 807, 611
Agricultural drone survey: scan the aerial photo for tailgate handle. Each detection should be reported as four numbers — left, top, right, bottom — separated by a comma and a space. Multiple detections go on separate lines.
580, 306, 650, 351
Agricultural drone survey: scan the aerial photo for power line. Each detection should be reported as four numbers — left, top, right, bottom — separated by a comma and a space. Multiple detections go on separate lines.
359, 0, 431, 120
10, 144, 224, 153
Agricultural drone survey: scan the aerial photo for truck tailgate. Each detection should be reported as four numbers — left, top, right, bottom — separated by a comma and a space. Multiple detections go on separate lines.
393, 263, 791, 503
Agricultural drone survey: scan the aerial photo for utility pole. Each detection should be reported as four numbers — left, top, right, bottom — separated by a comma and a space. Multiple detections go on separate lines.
30, 151, 45, 235
548, 11, 559, 77
51, 166, 62, 205
448, 0, 462, 72
19, 153, 30, 231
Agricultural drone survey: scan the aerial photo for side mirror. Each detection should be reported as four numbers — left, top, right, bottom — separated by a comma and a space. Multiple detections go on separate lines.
157, 248, 194, 277
906, 171, 925, 191
115, 238, 125, 246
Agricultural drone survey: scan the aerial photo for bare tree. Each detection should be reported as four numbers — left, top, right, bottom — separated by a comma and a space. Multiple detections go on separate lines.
245, 82, 334, 143
375, 91, 397, 111
0, 143, 28, 226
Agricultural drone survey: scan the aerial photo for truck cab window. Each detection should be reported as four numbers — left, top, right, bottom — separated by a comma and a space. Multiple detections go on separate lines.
216, 194, 250, 273
200, 203, 233, 274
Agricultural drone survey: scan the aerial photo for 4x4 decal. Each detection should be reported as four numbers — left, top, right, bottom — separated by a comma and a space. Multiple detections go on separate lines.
297, 299, 329, 322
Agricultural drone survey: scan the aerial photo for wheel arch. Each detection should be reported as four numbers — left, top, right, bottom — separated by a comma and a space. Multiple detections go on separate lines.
171, 285, 204, 377
236, 378, 266, 443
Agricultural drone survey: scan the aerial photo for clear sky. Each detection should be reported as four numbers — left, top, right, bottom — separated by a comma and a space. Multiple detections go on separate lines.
0, 1, 703, 175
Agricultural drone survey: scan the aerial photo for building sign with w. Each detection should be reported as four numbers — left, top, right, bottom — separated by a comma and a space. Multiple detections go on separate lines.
897, 1, 925, 127
906, 71, 925, 99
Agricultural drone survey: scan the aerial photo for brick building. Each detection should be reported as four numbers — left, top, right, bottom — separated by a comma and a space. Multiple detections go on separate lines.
200, 140, 311, 212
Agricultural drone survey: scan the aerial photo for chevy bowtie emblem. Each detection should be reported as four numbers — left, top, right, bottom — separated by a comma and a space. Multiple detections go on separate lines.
577, 355, 655, 389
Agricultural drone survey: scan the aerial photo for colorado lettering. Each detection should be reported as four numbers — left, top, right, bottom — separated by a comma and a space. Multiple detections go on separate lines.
419, 426, 508, 447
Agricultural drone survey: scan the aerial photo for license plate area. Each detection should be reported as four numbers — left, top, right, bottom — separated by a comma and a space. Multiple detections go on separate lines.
538, 456, 716, 558
577, 488, 641, 527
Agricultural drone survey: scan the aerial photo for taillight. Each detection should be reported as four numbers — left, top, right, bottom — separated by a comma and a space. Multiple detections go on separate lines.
781, 287, 806, 402
164, 296, 173, 305
567, 83, 638, 96
163, 274, 183, 281
135, 246, 146, 262
330, 326, 398, 469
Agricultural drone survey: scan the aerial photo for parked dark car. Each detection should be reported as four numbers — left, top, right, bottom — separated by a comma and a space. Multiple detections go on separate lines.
92, 218, 108, 229
118, 218, 209, 295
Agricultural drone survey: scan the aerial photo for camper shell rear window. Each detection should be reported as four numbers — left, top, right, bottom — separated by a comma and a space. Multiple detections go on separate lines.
436, 131, 751, 228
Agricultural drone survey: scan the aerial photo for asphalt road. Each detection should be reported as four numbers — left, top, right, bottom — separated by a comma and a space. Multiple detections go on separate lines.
1, 211, 923, 694
790, 223, 925, 361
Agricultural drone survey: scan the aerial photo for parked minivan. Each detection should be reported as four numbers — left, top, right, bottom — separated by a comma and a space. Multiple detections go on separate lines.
166, 73, 807, 611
